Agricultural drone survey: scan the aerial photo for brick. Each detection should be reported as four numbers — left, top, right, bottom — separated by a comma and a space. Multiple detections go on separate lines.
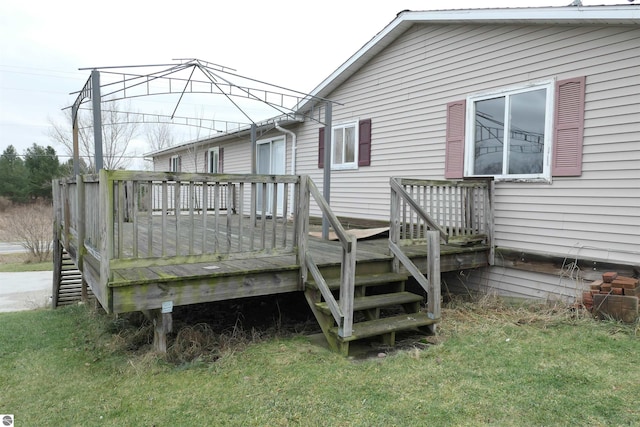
590, 279, 604, 289
611, 276, 639, 289
612, 287, 623, 295
624, 286, 640, 297
592, 294, 639, 323
600, 283, 612, 293
602, 272, 618, 283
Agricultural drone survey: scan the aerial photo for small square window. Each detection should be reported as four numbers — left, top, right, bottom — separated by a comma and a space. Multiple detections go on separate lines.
331, 121, 358, 170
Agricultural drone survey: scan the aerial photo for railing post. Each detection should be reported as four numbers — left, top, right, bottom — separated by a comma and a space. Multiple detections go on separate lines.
486, 180, 495, 265
389, 178, 401, 273
426, 230, 441, 333
76, 175, 88, 302
52, 180, 62, 309
296, 176, 309, 289
98, 169, 114, 312
339, 239, 356, 338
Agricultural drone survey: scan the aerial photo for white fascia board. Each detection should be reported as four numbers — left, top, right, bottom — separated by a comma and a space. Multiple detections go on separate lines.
402, 6, 640, 25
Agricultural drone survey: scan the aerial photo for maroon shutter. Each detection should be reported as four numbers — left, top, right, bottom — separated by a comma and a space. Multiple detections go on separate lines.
318, 127, 325, 168
444, 100, 466, 179
358, 119, 372, 166
218, 147, 224, 173
169, 157, 171, 171
552, 76, 585, 177
204, 150, 208, 172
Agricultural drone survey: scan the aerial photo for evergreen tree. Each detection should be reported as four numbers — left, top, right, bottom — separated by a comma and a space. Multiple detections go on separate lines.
24, 143, 62, 199
0, 145, 29, 202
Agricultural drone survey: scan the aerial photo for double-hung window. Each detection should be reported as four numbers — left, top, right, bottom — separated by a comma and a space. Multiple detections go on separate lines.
169, 155, 181, 172
318, 118, 371, 169
465, 81, 554, 181
208, 147, 220, 173
331, 121, 358, 170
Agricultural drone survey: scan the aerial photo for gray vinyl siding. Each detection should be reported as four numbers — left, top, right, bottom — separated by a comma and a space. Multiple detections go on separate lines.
152, 20, 638, 299
295, 22, 639, 270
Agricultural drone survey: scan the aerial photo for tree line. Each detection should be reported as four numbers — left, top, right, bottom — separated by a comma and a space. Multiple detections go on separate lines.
0, 144, 68, 202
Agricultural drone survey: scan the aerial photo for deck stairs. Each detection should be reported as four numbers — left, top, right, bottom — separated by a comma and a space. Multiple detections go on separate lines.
54, 249, 92, 307
304, 261, 437, 356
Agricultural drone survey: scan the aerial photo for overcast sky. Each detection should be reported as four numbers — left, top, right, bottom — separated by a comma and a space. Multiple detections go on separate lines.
0, 0, 629, 168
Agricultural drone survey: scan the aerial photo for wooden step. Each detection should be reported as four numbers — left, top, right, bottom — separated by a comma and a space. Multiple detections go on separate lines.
306, 272, 409, 291
330, 312, 437, 342
315, 291, 423, 315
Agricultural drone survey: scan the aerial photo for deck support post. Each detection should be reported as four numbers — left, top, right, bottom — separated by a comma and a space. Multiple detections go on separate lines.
321, 101, 332, 240
144, 309, 173, 353
426, 230, 441, 334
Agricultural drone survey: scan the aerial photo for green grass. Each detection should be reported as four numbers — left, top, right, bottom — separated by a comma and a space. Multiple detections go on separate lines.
1, 301, 638, 426
0, 253, 52, 272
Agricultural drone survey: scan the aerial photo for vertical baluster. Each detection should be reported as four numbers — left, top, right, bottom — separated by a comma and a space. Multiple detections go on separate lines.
409, 185, 415, 240
261, 182, 267, 250
271, 182, 278, 250
250, 182, 256, 251
451, 185, 457, 237
401, 184, 408, 240
214, 182, 220, 253
282, 182, 289, 248
161, 181, 167, 256
145, 181, 152, 257
435, 185, 441, 231
174, 181, 181, 256
117, 181, 125, 258
189, 181, 195, 255
132, 181, 139, 258
202, 182, 208, 254
226, 182, 232, 253
239, 182, 245, 252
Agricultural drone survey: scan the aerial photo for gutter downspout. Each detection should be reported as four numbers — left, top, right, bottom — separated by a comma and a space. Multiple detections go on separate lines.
275, 121, 297, 218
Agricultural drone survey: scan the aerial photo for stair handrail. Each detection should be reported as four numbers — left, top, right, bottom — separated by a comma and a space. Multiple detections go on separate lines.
304, 177, 356, 338
389, 178, 442, 325
390, 177, 448, 244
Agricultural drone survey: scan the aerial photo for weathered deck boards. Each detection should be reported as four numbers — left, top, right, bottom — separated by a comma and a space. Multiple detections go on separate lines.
102, 219, 487, 313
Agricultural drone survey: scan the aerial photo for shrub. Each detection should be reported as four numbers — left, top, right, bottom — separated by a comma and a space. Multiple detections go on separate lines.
0, 202, 53, 262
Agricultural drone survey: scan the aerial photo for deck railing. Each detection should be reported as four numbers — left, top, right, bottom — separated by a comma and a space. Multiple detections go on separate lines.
104, 171, 298, 262
390, 178, 492, 244
389, 178, 492, 328
298, 177, 356, 338
53, 171, 357, 337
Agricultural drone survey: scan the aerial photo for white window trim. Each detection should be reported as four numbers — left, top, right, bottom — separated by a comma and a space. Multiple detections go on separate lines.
331, 120, 359, 171
208, 147, 219, 174
170, 155, 180, 172
464, 80, 555, 182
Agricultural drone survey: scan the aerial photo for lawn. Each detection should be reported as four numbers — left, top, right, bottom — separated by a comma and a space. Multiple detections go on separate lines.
0, 253, 52, 272
1, 299, 638, 426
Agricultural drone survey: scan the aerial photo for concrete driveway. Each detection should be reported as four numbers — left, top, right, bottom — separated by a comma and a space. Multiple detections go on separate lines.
0, 271, 52, 312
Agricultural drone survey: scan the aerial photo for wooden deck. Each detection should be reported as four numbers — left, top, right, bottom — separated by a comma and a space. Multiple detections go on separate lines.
102, 222, 488, 313
53, 171, 492, 354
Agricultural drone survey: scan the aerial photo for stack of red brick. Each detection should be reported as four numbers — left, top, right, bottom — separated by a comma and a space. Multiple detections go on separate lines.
581, 272, 639, 323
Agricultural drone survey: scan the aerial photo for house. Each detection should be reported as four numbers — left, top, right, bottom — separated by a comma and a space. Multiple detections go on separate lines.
149, 4, 640, 302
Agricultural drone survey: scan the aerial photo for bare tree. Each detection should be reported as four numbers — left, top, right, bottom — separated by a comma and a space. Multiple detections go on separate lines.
49, 100, 140, 171
0, 202, 53, 262
145, 120, 176, 153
